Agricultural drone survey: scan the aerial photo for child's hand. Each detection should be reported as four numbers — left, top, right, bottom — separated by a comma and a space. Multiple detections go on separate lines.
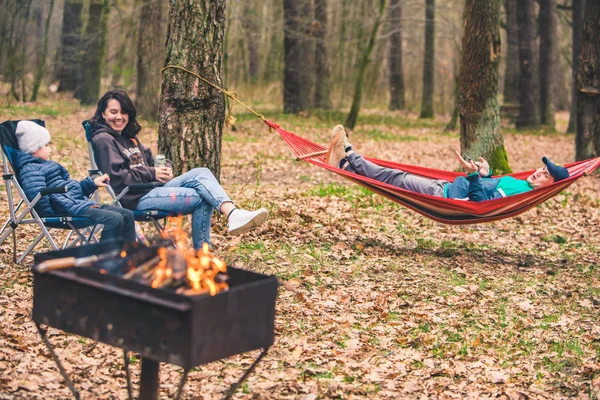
455, 151, 478, 174
475, 157, 490, 176
93, 173, 110, 187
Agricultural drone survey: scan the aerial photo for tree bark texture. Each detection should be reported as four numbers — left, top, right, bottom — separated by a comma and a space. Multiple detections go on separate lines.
420, 0, 436, 118
388, 0, 405, 111
56, 0, 83, 92
313, 0, 332, 109
31, 0, 54, 102
538, 0, 556, 128
567, 0, 584, 133
345, 0, 387, 130
159, 0, 227, 178
502, 0, 519, 105
136, 0, 163, 121
516, 0, 540, 128
283, 0, 314, 113
459, 0, 511, 174
75, 0, 108, 105
575, 0, 600, 161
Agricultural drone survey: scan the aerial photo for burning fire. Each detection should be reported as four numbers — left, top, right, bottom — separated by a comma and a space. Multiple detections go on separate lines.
147, 216, 228, 296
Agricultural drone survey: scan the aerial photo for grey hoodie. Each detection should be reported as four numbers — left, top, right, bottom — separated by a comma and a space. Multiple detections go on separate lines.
90, 122, 158, 209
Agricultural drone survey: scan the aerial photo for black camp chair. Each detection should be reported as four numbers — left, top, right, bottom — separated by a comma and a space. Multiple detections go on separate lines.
82, 120, 176, 237
0, 120, 99, 263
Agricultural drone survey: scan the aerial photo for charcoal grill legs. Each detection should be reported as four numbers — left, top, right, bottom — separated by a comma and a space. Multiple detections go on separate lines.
36, 323, 81, 400
140, 358, 160, 400
224, 347, 270, 400
35, 325, 269, 400
124, 351, 134, 400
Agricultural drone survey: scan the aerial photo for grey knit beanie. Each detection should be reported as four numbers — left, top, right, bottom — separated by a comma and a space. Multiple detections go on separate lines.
16, 121, 51, 154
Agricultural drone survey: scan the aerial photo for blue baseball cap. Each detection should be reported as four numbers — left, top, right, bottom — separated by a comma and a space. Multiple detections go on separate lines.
542, 157, 569, 182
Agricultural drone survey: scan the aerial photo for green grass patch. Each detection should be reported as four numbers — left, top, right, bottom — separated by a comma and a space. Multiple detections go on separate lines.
541, 234, 568, 244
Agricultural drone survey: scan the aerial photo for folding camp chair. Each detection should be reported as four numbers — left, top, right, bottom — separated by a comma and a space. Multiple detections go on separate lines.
0, 120, 100, 263
82, 120, 175, 237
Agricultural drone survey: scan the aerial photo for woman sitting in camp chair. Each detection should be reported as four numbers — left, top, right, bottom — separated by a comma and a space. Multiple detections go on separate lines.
88, 90, 269, 250
327, 125, 569, 202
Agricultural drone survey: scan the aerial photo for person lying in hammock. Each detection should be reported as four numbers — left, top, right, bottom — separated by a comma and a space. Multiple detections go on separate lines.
327, 125, 569, 202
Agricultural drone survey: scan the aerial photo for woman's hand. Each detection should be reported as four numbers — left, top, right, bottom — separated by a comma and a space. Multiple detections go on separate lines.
475, 157, 490, 176
155, 167, 173, 183
455, 151, 478, 174
93, 173, 110, 187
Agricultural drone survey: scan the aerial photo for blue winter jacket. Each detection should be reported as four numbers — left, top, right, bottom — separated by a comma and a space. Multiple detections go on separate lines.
445, 174, 532, 201
12, 150, 97, 216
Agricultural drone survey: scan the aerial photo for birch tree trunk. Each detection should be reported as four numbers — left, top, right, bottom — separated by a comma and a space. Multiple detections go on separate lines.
459, 0, 511, 174
575, 0, 600, 161
159, 0, 227, 177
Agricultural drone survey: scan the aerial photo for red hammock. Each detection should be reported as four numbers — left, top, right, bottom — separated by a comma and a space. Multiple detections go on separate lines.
266, 120, 600, 225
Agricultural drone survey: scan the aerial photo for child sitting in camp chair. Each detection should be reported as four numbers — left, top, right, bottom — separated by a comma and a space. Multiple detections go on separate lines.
14, 121, 136, 242
327, 125, 570, 202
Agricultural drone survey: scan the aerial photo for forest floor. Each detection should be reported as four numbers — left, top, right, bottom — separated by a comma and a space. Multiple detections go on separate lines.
1, 96, 599, 399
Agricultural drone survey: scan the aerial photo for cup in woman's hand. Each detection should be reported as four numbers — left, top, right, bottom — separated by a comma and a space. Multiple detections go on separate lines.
155, 167, 173, 183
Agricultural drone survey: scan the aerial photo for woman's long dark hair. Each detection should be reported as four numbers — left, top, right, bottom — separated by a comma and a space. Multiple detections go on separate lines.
90, 90, 142, 138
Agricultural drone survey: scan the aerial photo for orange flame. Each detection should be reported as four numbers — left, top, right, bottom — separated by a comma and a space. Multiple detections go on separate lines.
151, 217, 228, 295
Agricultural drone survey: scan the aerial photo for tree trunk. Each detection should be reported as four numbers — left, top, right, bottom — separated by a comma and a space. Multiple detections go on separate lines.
503, 0, 519, 105
388, 0, 405, 111
538, 0, 556, 128
575, 0, 600, 161
345, 0, 387, 130
567, 0, 584, 133
75, 0, 108, 105
283, 0, 313, 113
7, 0, 33, 102
31, 0, 54, 102
446, 47, 460, 131
460, 0, 511, 174
313, 0, 332, 109
0, 0, 10, 75
111, 0, 140, 88
136, 0, 163, 121
516, 0, 540, 128
242, 2, 260, 83
56, 0, 83, 92
420, 0, 436, 118
159, 0, 227, 177
262, 0, 284, 83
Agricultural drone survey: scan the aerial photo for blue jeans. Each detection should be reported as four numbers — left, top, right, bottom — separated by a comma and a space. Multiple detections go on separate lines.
346, 152, 448, 197
81, 204, 136, 242
135, 168, 232, 249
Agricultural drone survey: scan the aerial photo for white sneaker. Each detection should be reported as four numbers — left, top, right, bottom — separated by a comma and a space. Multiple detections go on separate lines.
228, 208, 269, 236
